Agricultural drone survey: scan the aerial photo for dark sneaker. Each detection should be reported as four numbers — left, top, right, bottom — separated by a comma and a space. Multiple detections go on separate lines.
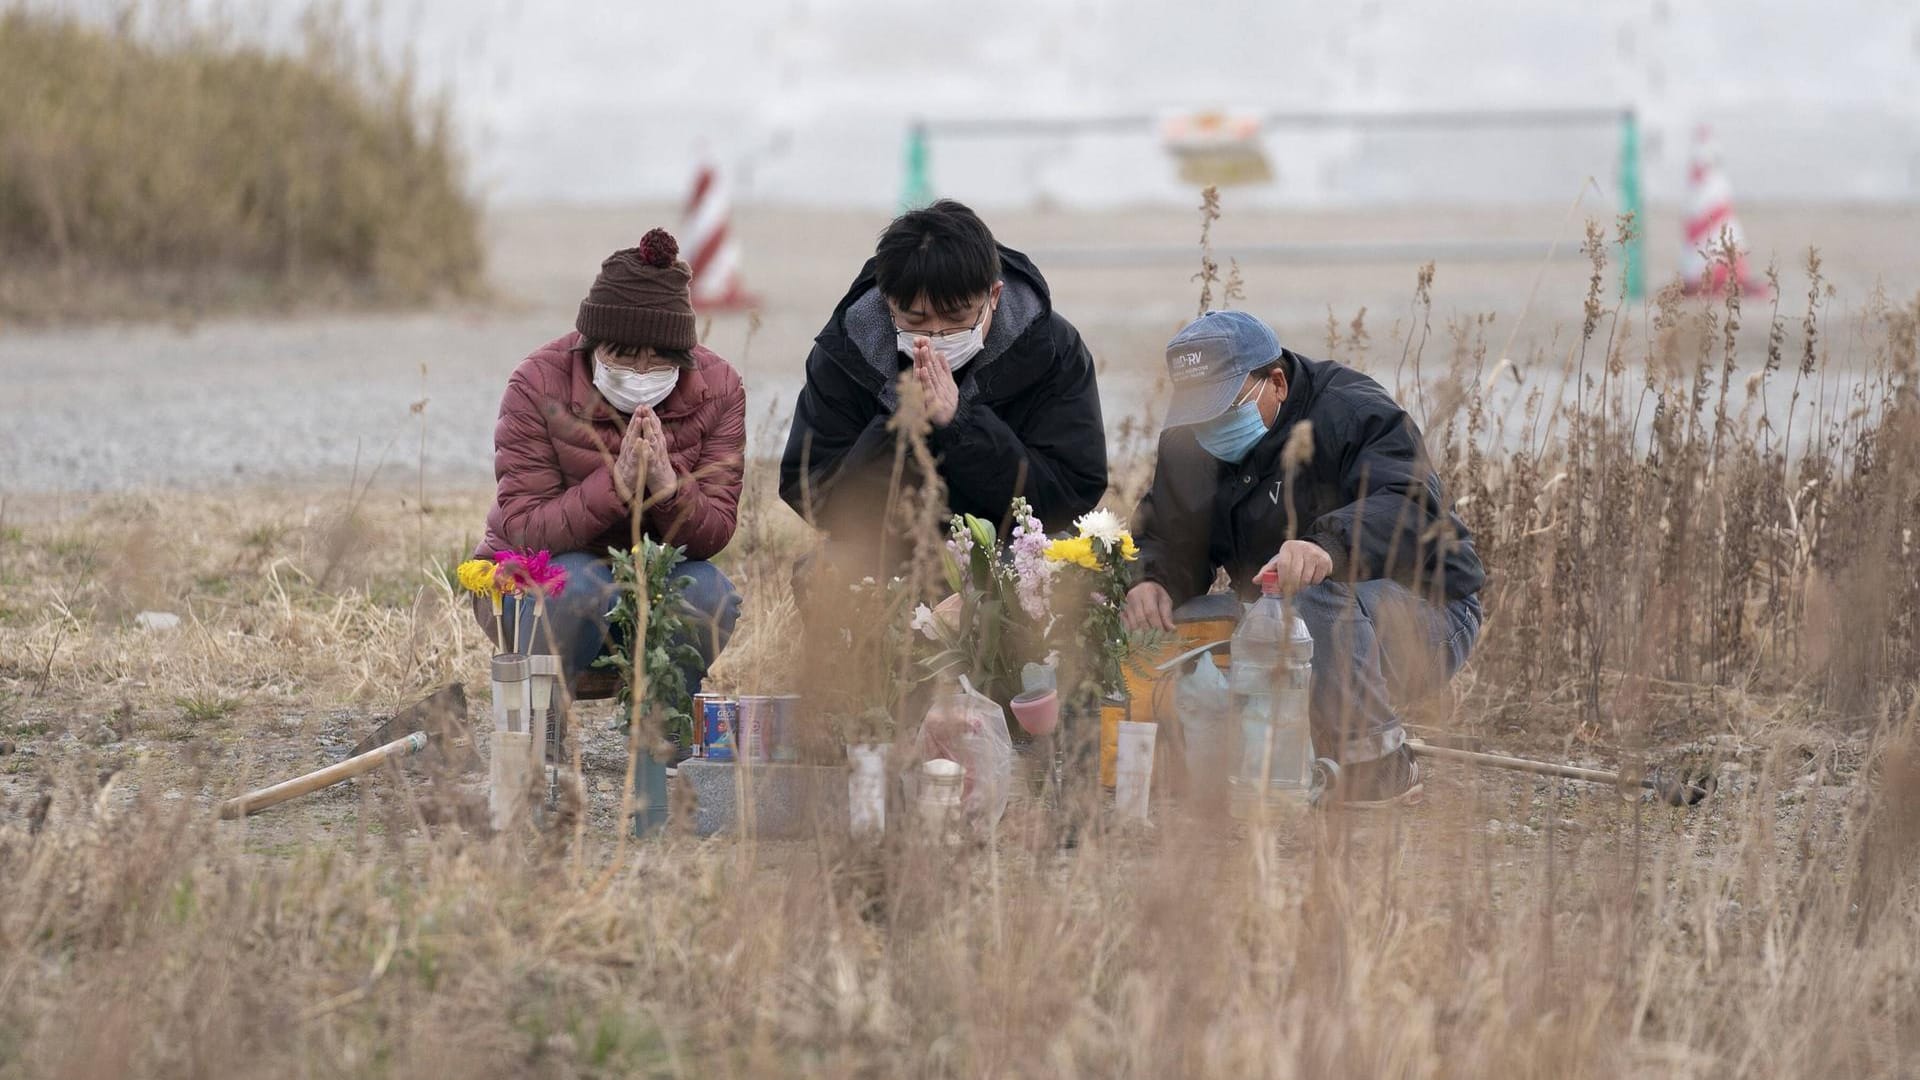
1328, 746, 1423, 808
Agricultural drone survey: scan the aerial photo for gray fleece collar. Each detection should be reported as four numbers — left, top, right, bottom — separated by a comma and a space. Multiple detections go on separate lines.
842, 278, 1045, 410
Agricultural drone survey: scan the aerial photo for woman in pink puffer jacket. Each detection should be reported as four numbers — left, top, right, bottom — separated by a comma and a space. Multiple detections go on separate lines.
474, 228, 745, 714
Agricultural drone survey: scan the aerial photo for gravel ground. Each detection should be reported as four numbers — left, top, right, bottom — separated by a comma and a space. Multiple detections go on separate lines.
1, 202, 1911, 494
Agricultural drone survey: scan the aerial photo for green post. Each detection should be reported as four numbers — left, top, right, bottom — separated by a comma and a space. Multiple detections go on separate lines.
1619, 109, 1646, 302
900, 121, 933, 212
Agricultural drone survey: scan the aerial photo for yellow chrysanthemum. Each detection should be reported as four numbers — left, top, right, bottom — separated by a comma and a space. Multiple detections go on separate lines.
456, 558, 501, 599
1118, 533, 1139, 561
1043, 536, 1101, 571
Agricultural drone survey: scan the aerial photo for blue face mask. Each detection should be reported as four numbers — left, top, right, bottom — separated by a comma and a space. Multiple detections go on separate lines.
1193, 385, 1271, 463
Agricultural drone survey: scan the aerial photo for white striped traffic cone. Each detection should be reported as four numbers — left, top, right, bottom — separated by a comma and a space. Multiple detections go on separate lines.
681, 162, 758, 312
1680, 126, 1769, 298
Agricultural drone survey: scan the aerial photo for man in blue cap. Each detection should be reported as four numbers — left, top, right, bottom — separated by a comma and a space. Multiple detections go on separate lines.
1124, 310, 1485, 806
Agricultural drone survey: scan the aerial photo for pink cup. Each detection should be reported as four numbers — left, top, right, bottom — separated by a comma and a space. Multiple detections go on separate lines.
1009, 689, 1060, 737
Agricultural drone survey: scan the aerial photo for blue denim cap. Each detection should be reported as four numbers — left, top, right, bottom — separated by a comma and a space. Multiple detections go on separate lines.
1161, 310, 1283, 427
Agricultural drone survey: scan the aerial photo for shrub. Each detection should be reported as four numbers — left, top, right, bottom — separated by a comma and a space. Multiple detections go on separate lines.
0, 6, 484, 320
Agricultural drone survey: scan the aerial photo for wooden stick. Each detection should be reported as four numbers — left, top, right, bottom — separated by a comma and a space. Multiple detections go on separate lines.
1407, 740, 1625, 787
1405, 739, 1710, 804
220, 731, 429, 819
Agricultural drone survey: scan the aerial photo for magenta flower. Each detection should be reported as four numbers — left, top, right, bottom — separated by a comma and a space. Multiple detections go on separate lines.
493, 550, 569, 598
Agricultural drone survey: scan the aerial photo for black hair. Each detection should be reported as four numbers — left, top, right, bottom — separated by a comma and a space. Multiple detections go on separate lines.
872, 199, 1001, 314
1250, 353, 1294, 382
589, 340, 695, 369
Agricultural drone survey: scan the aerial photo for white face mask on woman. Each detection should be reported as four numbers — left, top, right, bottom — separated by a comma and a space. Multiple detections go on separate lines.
592, 344, 680, 413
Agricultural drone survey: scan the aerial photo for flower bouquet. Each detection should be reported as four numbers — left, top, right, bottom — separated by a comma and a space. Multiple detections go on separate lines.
456, 551, 570, 655
459, 551, 571, 824
1039, 508, 1141, 703
913, 497, 1057, 704
908, 500, 1151, 712
1039, 508, 1165, 804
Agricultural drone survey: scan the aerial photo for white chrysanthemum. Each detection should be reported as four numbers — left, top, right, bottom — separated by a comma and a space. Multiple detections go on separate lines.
1074, 507, 1125, 547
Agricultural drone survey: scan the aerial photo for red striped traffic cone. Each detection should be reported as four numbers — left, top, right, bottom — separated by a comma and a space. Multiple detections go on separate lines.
1681, 126, 1769, 298
681, 162, 759, 312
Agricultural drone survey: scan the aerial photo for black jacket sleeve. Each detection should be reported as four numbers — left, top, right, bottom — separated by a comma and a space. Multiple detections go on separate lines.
779, 343, 891, 528
1303, 406, 1482, 597
1131, 430, 1216, 607
928, 318, 1107, 531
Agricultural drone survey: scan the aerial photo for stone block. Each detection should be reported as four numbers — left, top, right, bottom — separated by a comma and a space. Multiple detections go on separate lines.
675, 759, 848, 838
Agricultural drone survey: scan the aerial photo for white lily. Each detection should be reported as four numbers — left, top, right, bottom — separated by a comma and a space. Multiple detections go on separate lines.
910, 603, 940, 641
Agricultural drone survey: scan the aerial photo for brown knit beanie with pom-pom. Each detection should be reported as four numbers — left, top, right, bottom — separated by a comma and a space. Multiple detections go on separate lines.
576, 228, 697, 350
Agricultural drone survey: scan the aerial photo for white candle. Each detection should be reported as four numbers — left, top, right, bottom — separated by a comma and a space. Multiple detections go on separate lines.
1115, 721, 1157, 821
848, 744, 888, 838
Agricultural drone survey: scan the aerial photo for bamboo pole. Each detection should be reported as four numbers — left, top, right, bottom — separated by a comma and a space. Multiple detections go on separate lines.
220, 731, 428, 819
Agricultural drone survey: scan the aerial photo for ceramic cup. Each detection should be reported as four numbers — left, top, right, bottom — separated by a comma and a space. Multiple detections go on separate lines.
1009, 688, 1060, 737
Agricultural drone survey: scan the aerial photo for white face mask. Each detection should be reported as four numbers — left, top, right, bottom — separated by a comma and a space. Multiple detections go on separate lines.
592, 346, 680, 413
896, 298, 992, 371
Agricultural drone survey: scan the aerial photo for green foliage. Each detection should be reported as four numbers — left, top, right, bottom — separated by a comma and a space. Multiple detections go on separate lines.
1073, 539, 1145, 703
597, 540, 705, 748
175, 693, 239, 724
581, 1008, 670, 1070
168, 877, 196, 924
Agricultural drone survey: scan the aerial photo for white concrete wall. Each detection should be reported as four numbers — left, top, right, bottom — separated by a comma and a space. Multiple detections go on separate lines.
64, 0, 1920, 207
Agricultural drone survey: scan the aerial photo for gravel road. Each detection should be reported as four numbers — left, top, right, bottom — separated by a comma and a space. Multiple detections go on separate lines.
2, 203, 1908, 494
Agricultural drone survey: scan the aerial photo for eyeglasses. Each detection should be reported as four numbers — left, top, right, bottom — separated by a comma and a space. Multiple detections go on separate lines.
891, 298, 990, 342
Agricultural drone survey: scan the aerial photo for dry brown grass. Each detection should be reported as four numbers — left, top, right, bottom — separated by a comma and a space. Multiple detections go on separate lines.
0, 5, 484, 322
0, 250, 1917, 1076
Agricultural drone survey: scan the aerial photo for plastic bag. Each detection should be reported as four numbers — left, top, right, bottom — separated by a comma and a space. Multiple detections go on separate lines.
1175, 654, 1235, 782
903, 676, 1015, 831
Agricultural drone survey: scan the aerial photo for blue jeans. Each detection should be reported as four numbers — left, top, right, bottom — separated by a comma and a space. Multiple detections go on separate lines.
482, 552, 741, 699
1194, 580, 1477, 765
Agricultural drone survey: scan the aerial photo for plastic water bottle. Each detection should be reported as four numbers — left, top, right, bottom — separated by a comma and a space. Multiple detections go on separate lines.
1229, 575, 1315, 813
1175, 652, 1233, 786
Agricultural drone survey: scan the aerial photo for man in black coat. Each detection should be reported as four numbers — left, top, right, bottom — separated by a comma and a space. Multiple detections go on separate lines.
780, 200, 1107, 575
1125, 310, 1485, 806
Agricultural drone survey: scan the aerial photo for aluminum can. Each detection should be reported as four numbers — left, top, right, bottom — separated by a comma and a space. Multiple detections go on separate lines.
772, 694, 802, 762
691, 694, 718, 758
700, 695, 738, 763
737, 695, 775, 763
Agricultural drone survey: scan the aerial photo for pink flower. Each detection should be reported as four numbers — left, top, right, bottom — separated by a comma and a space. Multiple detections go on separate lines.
1009, 515, 1055, 621
493, 550, 569, 598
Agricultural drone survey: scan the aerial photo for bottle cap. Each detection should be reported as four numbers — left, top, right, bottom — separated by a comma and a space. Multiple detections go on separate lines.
922, 758, 964, 780
1253, 567, 1284, 597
